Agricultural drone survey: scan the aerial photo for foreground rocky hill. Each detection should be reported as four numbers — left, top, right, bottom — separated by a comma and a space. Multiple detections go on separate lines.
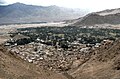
73, 8, 120, 26
0, 45, 68, 79
69, 39, 120, 79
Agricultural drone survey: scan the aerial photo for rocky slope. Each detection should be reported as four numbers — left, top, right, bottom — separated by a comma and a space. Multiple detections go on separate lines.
68, 39, 120, 79
73, 8, 120, 26
0, 45, 68, 79
0, 2, 87, 24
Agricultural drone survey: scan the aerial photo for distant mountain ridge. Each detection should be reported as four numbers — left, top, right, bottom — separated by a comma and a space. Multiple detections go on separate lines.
73, 8, 120, 26
0, 2, 87, 24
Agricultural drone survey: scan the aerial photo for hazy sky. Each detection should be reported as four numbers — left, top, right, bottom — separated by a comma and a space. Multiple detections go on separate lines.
2, 0, 120, 12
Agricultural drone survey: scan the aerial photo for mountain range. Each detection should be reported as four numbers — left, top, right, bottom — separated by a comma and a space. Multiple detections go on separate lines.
0, 2, 87, 24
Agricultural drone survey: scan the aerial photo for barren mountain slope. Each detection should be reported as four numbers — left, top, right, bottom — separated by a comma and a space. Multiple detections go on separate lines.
0, 45, 68, 79
73, 8, 120, 26
0, 2, 87, 24
69, 40, 120, 79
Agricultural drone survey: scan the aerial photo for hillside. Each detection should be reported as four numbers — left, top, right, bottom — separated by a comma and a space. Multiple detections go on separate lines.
68, 40, 120, 79
0, 2, 87, 24
0, 45, 68, 79
73, 8, 120, 26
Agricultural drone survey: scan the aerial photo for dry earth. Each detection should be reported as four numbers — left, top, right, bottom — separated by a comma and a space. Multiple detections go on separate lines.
68, 40, 120, 79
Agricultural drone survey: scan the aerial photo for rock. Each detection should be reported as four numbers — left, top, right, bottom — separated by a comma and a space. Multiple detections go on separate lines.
39, 57, 44, 60
28, 59, 33, 63
80, 47, 90, 53
71, 60, 83, 69
30, 56, 36, 60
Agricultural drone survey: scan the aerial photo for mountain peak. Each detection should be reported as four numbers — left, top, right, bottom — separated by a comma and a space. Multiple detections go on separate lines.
10, 2, 26, 6
14, 2, 24, 5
